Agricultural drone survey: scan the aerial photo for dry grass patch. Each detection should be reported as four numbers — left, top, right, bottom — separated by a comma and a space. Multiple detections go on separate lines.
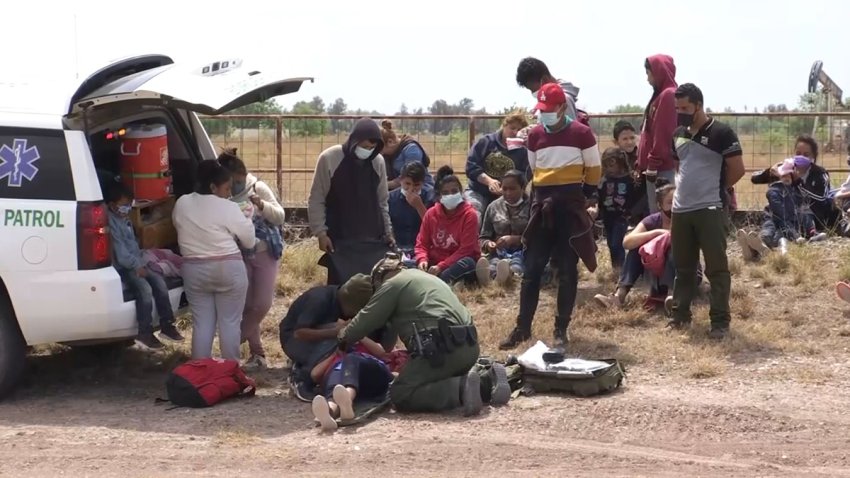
277, 240, 324, 296
766, 252, 791, 274
685, 356, 726, 379
837, 248, 850, 283
728, 257, 743, 276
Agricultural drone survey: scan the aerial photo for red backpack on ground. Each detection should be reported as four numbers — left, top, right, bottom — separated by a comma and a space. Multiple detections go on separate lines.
639, 230, 672, 277
164, 358, 256, 408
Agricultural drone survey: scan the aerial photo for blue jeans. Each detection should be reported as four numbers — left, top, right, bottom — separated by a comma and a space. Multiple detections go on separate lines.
119, 268, 175, 335
323, 353, 392, 402
438, 256, 477, 284
488, 249, 525, 276
620, 248, 701, 297
604, 216, 628, 268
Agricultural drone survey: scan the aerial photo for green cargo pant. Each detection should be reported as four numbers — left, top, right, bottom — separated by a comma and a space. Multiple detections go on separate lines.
390, 342, 480, 412
670, 207, 732, 327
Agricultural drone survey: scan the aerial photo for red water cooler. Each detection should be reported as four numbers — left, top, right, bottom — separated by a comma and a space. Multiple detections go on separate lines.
120, 124, 171, 201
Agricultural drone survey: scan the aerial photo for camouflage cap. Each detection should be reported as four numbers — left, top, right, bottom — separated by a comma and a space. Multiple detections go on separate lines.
370, 252, 405, 289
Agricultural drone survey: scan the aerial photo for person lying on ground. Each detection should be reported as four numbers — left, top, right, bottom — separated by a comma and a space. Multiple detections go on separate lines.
380, 119, 434, 191
308, 118, 394, 285
464, 111, 530, 219
279, 274, 380, 399
388, 161, 434, 265
338, 255, 512, 417
594, 183, 702, 311
310, 336, 396, 432
107, 182, 184, 350
479, 170, 531, 286
415, 166, 491, 286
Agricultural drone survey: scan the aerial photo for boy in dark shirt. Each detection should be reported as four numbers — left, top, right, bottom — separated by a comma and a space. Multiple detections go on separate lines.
596, 147, 635, 269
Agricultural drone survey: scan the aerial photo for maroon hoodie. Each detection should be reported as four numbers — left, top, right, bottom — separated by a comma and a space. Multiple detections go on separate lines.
637, 54, 677, 173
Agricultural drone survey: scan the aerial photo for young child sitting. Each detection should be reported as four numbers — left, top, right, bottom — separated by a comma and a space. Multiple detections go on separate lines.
479, 170, 531, 285
107, 183, 184, 349
415, 166, 489, 285
593, 147, 636, 269
741, 158, 825, 260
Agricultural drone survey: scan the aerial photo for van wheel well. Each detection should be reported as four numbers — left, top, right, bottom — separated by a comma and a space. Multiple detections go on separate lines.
0, 277, 24, 341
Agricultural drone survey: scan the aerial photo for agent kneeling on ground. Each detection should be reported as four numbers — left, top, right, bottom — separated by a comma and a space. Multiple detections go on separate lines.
337, 255, 510, 416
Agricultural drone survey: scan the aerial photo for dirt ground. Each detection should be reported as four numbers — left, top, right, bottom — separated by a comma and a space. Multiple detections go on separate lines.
2, 238, 850, 477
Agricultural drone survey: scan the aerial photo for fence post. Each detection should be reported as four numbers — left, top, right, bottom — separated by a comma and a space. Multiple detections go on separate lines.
468, 116, 476, 149
275, 117, 283, 201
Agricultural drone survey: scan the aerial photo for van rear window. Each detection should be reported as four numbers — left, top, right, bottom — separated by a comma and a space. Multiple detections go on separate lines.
0, 127, 75, 201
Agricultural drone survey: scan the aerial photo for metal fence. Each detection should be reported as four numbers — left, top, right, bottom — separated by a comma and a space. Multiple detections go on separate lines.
199, 113, 850, 211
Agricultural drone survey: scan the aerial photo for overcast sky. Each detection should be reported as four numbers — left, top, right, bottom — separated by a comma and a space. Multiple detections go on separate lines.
4, 0, 848, 114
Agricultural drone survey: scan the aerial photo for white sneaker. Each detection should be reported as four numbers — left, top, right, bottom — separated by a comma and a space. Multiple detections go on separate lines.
475, 257, 491, 286
332, 384, 355, 421
779, 238, 789, 255
495, 259, 511, 286
746, 231, 769, 257
809, 232, 828, 243
243, 354, 268, 370
311, 396, 338, 432
736, 230, 753, 261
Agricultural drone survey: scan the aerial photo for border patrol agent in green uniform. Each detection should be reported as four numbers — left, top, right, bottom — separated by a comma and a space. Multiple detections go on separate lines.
338, 254, 485, 416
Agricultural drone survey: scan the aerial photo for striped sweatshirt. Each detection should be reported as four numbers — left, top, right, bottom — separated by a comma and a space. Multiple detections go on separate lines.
526, 121, 601, 196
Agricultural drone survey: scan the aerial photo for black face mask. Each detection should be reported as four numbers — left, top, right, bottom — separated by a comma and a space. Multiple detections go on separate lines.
677, 113, 695, 127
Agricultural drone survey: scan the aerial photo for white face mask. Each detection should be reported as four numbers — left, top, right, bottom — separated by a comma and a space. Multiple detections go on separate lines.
506, 197, 524, 207
440, 193, 463, 210
354, 146, 374, 160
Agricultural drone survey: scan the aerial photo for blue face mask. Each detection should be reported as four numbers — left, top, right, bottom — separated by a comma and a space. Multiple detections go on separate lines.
117, 204, 132, 216
232, 181, 246, 196
539, 112, 560, 126
355, 146, 374, 160
440, 193, 464, 210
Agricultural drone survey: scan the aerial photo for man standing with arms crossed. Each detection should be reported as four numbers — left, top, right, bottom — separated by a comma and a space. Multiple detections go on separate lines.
665, 83, 745, 339
639, 54, 679, 211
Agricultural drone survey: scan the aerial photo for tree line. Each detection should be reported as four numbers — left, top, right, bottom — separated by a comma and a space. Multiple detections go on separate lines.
202, 93, 840, 142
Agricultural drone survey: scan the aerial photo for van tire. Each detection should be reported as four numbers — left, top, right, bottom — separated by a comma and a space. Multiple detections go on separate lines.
0, 295, 26, 400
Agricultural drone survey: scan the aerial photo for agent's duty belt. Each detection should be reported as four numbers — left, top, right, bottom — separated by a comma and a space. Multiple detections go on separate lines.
408, 319, 478, 368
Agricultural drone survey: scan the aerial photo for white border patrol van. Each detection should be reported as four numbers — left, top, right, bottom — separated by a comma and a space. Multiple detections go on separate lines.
0, 55, 311, 398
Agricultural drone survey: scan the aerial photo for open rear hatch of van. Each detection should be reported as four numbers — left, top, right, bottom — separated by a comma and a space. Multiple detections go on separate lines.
67, 55, 313, 116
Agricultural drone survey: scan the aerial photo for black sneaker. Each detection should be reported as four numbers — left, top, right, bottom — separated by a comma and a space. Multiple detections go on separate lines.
499, 327, 530, 351
135, 333, 164, 350
708, 326, 730, 340
488, 363, 511, 406
159, 326, 185, 343
553, 328, 569, 349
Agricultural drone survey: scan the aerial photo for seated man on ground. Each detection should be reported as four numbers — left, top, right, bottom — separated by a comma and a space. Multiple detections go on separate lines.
388, 162, 434, 265
594, 184, 701, 311
338, 255, 511, 417
479, 170, 531, 286
279, 274, 381, 400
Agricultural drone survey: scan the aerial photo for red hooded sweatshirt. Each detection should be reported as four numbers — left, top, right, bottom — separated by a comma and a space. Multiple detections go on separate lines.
638, 54, 678, 173
414, 200, 480, 270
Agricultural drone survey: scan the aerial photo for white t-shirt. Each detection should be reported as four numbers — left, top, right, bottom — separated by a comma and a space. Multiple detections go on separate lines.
173, 193, 256, 258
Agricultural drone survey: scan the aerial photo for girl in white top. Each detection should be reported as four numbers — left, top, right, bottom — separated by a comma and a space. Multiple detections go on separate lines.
173, 160, 256, 361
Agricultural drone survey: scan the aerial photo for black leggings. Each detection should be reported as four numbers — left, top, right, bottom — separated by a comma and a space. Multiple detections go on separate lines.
323, 353, 392, 401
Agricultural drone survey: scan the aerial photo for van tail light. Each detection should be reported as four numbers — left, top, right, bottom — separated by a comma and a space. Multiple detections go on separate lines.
77, 202, 112, 270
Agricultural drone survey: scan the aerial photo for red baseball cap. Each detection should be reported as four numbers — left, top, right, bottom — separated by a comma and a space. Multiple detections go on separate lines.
535, 83, 567, 113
